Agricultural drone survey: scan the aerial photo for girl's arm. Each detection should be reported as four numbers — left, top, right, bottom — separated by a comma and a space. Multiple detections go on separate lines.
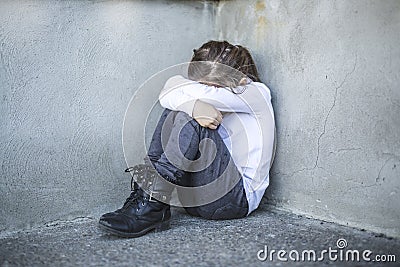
159, 75, 270, 117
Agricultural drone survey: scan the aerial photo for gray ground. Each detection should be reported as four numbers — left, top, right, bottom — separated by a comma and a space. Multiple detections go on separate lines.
0, 206, 398, 267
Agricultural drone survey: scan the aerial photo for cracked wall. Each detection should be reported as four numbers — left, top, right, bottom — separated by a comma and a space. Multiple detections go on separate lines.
216, 0, 400, 237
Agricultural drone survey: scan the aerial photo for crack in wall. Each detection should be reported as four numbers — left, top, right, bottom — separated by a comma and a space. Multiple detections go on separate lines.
314, 55, 358, 169
272, 55, 358, 180
345, 157, 394, 192
376, 157, 391, 183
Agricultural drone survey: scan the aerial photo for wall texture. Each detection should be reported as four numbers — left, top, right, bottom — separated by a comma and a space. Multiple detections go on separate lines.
0, 0, 215, 232
1, 0, 399, 238
216, 0, 400, 237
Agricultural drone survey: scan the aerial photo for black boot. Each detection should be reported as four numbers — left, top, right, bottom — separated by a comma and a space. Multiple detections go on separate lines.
99, 171, 140, 220
98, 164, 174, 238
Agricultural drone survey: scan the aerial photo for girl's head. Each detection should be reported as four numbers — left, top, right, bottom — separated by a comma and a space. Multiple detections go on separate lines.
188, 40, 260, 89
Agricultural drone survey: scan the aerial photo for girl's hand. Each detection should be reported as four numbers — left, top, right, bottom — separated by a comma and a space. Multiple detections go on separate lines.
192, 100, 222, 130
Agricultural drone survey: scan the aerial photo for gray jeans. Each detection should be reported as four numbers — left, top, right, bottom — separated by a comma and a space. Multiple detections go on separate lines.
147, 109, 248, 220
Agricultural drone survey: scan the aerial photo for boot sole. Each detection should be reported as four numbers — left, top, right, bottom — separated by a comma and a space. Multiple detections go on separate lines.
98, 220, 170, 238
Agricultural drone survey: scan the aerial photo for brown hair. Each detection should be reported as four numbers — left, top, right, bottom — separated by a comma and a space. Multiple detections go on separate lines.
188, 40, 261, 90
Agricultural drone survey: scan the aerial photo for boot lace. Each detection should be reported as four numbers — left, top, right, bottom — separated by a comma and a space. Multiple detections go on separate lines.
123, 165, 155, 210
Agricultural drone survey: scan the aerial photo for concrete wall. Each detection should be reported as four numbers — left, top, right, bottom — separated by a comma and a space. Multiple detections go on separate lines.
216, 0, 400, 237
0, 0, 215, 232
1, 0, 399, 238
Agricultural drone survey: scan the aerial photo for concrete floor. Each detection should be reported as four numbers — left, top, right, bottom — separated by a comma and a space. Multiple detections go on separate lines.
0, 206, 398, 267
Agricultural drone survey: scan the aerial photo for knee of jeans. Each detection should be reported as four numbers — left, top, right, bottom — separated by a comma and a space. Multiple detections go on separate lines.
171, 110, 190, 120
171, 111, 202, 131
171, 111, 195, 125
171, 111, 219, 139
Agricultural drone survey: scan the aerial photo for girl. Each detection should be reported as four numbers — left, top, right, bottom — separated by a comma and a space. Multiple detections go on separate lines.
99, 41, 275, 238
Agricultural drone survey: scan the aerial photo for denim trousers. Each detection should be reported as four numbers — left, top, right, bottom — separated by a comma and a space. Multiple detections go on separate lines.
147, 109, 248, 220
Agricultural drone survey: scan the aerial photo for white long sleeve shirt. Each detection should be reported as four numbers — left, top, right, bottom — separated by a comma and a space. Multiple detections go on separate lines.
159, 75, 275, 215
